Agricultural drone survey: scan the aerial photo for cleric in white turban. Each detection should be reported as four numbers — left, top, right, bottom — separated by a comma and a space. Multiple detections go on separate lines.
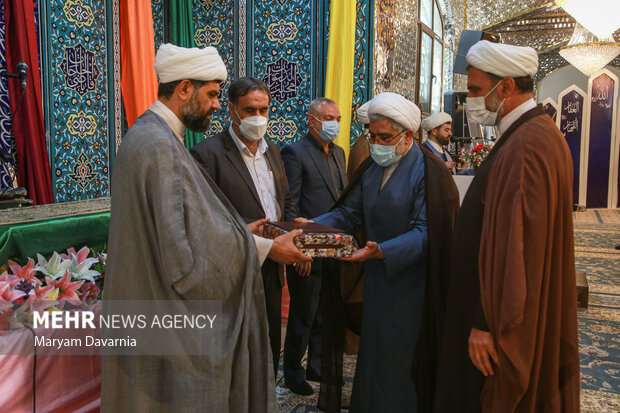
421, 112, 452, 132
104, 42, 281, 412
435, 38, 580, 413
466, 40, 538, 78
368, 92, 421, 132
154, 43, 227, 83
311, 88, 435, 413
357, 100, 371, 125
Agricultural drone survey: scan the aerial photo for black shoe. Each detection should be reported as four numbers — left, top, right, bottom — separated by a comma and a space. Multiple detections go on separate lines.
286, 379, 314, 396
306, 370, 321, 382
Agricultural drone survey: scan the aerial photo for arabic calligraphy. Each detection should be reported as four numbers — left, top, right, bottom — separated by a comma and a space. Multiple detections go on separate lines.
61, 43, 100, 96
564, 100, 579, 114
591, 74, 614, 109
262, 58, 303, 104
562, 119, 579, 133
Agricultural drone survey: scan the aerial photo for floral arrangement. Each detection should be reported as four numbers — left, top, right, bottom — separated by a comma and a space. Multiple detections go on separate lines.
0, 246, 105, 330
460, 143, 493, 170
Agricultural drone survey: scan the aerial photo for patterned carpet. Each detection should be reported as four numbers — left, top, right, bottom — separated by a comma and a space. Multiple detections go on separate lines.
278, 209, 620, 412
0, 196, 110, 226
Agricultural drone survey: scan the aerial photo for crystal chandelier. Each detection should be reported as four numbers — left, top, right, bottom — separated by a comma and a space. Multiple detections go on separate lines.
555, 0, 620, 39
559, 23, 620, 77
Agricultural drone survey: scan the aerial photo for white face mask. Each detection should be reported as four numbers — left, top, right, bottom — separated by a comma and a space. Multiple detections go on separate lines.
465, 81, 505, 126
235, 108, 268, 142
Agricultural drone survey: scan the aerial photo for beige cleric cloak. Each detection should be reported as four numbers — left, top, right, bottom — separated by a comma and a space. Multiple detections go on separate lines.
478, 109, 580, 412
102, 110, 275, 412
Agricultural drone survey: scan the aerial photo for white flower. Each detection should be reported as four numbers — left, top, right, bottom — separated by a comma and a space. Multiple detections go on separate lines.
68, 256, 100, 283
36, 252, 72, 280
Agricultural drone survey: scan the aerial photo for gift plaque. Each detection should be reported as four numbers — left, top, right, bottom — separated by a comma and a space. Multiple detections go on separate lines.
263, 221, 357, 258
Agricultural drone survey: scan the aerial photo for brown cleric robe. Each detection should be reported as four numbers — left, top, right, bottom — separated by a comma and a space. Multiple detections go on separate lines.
435, 105, 580, 413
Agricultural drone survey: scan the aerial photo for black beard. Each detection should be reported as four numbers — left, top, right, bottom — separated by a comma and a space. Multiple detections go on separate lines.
437, 135, 450, 146
181, 94, 215, 133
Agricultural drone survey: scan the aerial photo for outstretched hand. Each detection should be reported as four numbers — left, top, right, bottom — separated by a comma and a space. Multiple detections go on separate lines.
247, 218, 270, 236
468, 328, 499, 376
268, 229, 312, 266
293, 217, 314, 224
338, 241, 383, 262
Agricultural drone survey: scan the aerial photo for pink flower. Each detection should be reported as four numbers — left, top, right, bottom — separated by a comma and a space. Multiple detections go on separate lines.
8, 258, 40, 283
0, 271, 20, 288
0, 281, 26, 301
45, 271, 84, 303
60, 246, 91, 264
78, 282, 100, 302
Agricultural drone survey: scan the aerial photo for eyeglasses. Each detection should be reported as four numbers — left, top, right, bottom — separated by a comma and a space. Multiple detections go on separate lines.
366, 130, 405, 144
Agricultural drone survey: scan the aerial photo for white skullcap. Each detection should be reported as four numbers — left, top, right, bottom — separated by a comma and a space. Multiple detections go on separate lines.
367, 92, 421, 132
154, 43, 227, 83
421, 112, 452, 132
466, 40, 538, 78
357, 101, 371, 125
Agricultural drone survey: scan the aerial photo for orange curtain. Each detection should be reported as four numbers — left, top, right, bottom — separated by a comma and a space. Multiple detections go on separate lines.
120, 0, 158, 127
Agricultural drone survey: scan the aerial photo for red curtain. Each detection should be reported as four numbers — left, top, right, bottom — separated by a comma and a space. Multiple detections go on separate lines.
3, 0, 53, 205
120, 0, 158, 127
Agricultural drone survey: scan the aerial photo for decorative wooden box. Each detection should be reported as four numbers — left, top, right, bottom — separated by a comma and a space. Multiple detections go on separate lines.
263, 221, 357, 258
576, 271, 588, 309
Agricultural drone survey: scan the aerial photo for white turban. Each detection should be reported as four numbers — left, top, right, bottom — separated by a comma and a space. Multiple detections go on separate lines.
154, 43, 227, 83
421, 112, 452, 132
466, 40, 538, 78
357, 101, 371, 125
367, 92, 421, 132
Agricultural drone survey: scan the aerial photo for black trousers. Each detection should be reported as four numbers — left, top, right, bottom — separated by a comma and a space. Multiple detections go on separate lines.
261, 258, 282, 378
283, 260, 328, 384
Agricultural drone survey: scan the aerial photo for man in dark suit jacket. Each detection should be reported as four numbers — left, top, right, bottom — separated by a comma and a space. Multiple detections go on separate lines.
280, 97, 347, 395
190, 77, 297, 378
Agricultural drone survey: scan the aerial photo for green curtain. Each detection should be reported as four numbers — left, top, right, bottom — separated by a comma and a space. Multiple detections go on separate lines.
169, 0, 205, 149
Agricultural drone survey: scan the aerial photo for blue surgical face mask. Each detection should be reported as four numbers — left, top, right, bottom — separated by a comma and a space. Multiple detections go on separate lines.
369, 132, 405, 167
312, 115, 340, 142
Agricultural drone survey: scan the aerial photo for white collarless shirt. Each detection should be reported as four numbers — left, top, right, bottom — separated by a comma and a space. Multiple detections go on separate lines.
497, 98, 537, 137
149, 100, 186, 143
229, 126, 281, 221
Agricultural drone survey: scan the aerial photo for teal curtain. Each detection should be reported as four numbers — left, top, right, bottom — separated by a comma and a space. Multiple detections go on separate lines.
169, 0, 205, 149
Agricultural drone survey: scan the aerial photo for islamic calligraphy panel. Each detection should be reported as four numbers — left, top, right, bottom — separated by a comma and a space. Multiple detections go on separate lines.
558, 88, 585, 204
193, 0, 235, 136
252, 0, 313, 147
60, 43, 100, 97
41, 0, 112, 201
586, 71, 617, 208
263, 58, 303, 104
